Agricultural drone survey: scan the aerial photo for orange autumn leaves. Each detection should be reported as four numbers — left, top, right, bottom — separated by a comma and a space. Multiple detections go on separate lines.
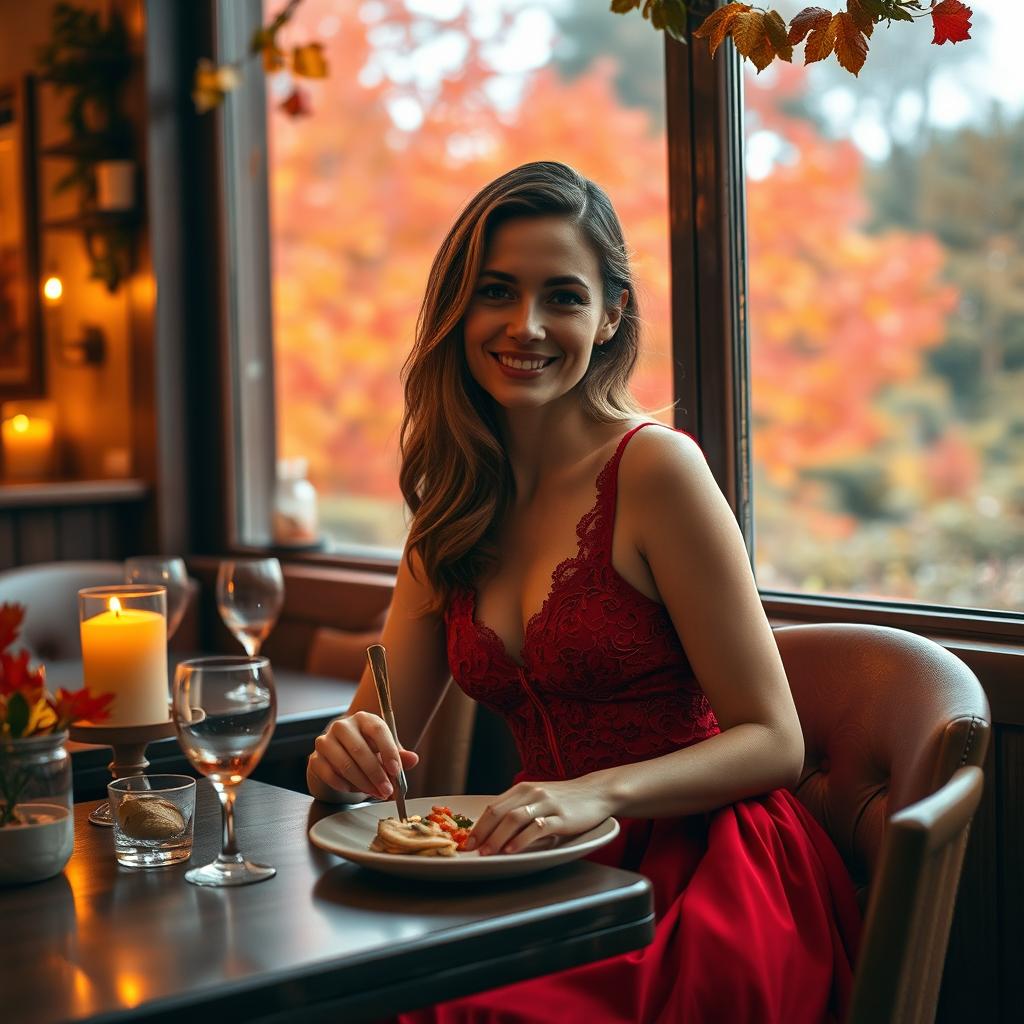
691, 1, 972, 76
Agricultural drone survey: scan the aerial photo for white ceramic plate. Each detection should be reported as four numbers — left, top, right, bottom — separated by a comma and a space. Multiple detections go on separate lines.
308, 795, 619, 881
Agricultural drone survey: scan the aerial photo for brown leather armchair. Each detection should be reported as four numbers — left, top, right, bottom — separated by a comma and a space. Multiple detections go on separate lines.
776, 623, 990, 1024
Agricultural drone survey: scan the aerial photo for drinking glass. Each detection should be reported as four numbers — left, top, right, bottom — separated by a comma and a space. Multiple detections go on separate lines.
216, 558, 284, 657
171, 656, 277, 887
124, 557, 190, 640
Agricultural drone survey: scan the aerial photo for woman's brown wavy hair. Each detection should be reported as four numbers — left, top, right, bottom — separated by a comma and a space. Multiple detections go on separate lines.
400, 161, 642, 611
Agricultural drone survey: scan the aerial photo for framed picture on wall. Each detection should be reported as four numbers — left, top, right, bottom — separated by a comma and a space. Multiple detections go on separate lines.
0, 76, 43, 399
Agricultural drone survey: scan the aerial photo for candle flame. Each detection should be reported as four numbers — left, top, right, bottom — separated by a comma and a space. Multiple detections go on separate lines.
11, 414, 30, 433
109, 597, 122, 616
43, 275, 63, 303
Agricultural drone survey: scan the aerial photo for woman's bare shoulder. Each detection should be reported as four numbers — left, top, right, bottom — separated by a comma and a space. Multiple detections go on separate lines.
618, 423, 710, 496
394, 544, 443, 619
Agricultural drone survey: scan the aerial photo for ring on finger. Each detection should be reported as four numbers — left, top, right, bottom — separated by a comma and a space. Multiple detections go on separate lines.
533, 815, 545, 830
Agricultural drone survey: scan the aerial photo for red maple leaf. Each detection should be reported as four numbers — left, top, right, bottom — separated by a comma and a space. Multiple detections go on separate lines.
931, 1, 972, 45
280, 86, 313, 118
0, 602, 24, 654
0, 649, 44, 698
52, 687, 115, 729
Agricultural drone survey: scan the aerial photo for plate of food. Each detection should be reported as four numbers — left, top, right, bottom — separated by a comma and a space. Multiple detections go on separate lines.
308, 795, 620, 880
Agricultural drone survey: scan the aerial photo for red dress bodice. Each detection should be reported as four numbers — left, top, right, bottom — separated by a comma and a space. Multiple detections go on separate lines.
446, 422, 719, 782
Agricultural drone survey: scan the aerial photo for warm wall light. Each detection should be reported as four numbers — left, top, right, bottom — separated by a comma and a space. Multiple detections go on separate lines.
59, 326, 106, 367
42, 274, 63, 303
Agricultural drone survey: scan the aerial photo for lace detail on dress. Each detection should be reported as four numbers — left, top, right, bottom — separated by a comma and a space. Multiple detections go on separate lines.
446, 422, 720, 781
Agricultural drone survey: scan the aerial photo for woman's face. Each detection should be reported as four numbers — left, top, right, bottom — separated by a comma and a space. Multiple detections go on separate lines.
462, 216, 624, 413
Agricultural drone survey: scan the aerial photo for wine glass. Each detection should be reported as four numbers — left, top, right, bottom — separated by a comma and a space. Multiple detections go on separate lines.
171, 656, 277, 887
216, 558, 285, 657
124, 556, 190, 640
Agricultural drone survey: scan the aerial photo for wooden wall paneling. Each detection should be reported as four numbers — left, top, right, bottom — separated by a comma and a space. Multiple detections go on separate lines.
92, 506, 119, 559
274, 565, 395, 632
0, 517, 16, 569
999, 725, 1024, 1022
936, 734, 1000, 1021
56, 506, 97, 561
16, 509, 58, 564
187, 557, 395, 662
261, 620, 317, 672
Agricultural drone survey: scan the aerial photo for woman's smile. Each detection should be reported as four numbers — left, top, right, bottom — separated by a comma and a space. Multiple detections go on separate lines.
492, 352, 560, 377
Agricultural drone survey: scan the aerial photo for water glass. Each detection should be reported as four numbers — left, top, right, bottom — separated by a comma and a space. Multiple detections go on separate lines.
171, 656, 277, 886
108, 774, 196, 868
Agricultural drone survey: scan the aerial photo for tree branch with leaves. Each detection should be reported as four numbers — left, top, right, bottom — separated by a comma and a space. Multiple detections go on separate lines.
193, 0, 328, 116
613, 0, 972, 76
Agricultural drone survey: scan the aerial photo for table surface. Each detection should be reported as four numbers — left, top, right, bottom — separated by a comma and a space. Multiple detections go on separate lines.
0, 781, 654, 1024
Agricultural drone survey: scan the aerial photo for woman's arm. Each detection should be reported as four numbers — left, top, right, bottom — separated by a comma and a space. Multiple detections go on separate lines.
598, 426, 804, 814
306, 547, 451, 803
469, 428, 805, 853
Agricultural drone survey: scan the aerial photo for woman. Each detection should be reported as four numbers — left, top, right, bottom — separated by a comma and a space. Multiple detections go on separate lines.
307, 161, 860, 1022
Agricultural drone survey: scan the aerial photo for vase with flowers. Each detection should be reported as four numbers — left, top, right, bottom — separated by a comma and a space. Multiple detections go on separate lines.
0, 603, 113, 884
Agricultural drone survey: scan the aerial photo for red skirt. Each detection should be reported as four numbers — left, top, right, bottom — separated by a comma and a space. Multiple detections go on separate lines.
397, 789, 860, 1023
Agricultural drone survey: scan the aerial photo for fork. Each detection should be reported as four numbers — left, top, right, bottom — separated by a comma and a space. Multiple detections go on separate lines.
366, 644, 409, 821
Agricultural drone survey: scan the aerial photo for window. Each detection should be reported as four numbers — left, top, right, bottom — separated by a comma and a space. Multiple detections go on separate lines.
744, 0, 1023, 614
264, 0, 673, 557
222, 0, 1022, 631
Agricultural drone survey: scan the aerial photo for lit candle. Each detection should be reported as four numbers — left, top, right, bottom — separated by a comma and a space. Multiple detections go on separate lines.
2, 414, 54, 480
80, 597, 169, 725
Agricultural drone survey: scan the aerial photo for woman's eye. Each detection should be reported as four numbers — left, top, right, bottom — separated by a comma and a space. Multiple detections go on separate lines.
550, 290, 586, 306
478, 284, 513, 300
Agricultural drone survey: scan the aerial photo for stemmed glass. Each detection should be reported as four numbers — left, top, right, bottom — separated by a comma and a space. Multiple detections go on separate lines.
216, 558, 285, 657
171, 656, 277, 887
124, 557, 190, 640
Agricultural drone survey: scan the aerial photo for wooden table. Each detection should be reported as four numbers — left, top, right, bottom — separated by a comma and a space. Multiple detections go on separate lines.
43, 660, 357, 800
0, 781, 654, 1023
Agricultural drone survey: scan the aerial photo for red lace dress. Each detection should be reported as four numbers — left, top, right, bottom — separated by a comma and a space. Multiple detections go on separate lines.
401, 423, 860, 1024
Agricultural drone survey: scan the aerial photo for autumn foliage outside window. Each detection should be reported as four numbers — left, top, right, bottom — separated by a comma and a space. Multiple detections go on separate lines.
746, 0, 1022, 610
264, 0, 673, 551
264, 0, 1021, 613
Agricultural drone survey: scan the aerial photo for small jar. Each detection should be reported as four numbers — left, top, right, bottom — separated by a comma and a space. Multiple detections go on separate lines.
0, 730, 74, 884
272, 457, 320, 546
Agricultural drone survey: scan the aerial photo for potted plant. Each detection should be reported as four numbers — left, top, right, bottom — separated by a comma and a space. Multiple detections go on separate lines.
0, 603, 113, 885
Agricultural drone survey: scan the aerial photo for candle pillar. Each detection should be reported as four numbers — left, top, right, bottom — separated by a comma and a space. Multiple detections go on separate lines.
2, 411, 55, 480
79, 585, 169, 726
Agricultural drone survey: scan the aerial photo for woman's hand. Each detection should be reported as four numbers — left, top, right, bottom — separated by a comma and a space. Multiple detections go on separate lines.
309, 711, 419, 801
465, 777, 614, 856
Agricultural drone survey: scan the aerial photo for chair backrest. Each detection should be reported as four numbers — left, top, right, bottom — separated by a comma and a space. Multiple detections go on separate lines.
0, 560, 126, 660
775, 623, 990, 896
846, 765, 984, 1024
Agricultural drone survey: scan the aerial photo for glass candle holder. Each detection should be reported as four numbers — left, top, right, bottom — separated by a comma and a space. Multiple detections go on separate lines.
79, 585, 169, 727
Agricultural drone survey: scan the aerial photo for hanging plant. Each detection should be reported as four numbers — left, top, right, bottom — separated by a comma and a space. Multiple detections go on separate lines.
193, 0, 328, 118
612, 0, 973, 76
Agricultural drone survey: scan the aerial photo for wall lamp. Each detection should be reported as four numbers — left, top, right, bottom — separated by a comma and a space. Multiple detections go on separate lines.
42, 272, 107, 367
